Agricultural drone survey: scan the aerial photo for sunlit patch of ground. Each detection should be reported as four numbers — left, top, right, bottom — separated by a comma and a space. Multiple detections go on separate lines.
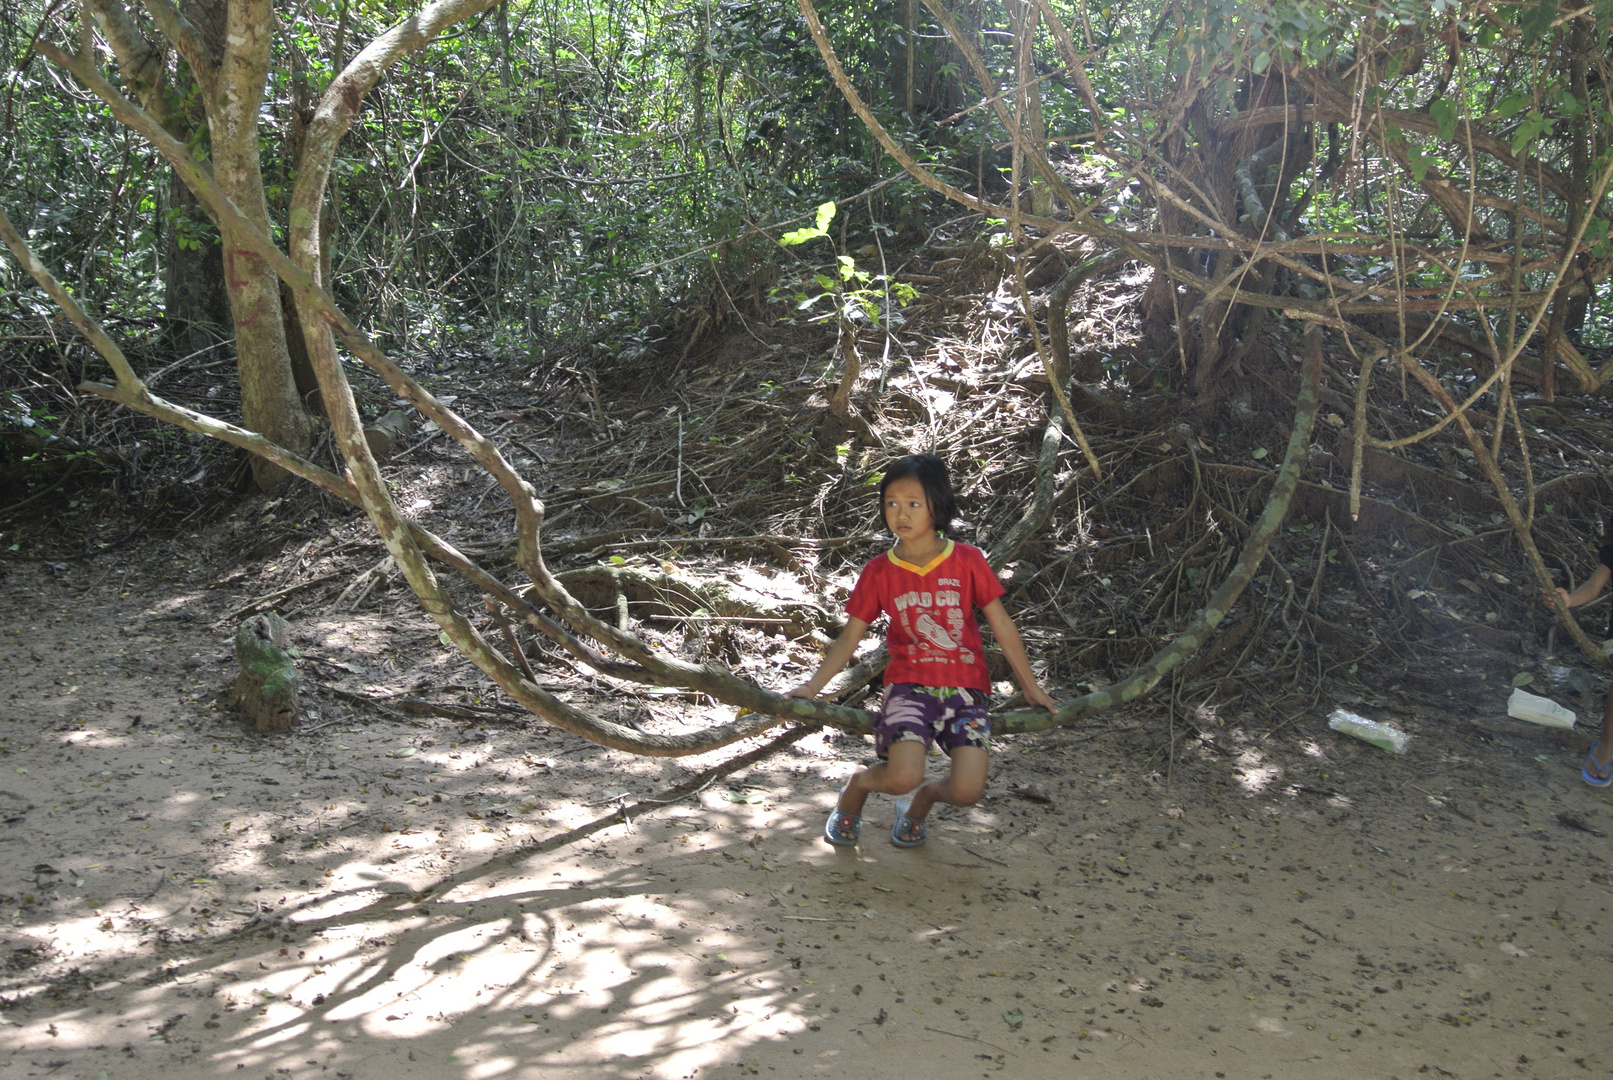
6, 563, 1613, 1079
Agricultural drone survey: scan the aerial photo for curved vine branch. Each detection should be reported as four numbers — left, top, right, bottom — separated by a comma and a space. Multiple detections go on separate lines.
27, 41, 883, 756
994, 325, 1326, 735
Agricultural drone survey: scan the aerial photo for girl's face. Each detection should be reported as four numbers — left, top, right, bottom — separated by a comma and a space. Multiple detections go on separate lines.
883, 476, 935, 543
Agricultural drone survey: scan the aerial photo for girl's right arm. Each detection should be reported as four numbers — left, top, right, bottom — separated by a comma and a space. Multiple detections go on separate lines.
1549, 563, 1613, 611
787, 617, 871, 698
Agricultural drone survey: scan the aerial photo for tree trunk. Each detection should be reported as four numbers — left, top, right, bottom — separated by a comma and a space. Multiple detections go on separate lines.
207, 0, 314, 489
88, 0, 230, 352
1012, 1, 1052, 217
162, 167, 231, 351
900, 0, 915, 116
93, 0, 314, 489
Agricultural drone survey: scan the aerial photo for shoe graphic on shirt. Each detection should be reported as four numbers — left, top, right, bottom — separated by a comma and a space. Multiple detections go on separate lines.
914, 612, 959, 650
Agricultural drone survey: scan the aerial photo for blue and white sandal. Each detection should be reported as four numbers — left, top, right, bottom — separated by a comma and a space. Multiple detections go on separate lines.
824, 787, 861, 846
891, 796, 927, 848
1583, 740, 1613, 788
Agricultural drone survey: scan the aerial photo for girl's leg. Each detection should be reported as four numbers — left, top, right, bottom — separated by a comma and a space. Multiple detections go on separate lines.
1586, 688, 1613, 780
904, 746, 988, 820
838, 741, 927, 816
1598, 690, 1613, 761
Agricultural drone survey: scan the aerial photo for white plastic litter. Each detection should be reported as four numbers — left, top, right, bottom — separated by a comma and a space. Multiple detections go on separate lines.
1506, 687, 1577, 729
1327, 709, 1411, 754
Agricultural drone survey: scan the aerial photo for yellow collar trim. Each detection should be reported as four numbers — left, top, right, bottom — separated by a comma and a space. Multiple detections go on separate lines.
887, 538, 953, 577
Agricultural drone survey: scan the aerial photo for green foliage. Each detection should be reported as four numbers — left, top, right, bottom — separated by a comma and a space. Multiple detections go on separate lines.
7, 0, 1613, 372
775, 200, 916, 330
779, 202, 838, 247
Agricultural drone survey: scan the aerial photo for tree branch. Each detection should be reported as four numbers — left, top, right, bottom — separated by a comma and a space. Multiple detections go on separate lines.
795, 0, 1060, 231
995, 325, 1327, 734
33, 39, 878, 753
287, 0, 506, 281
137, 0, 214, 93
88, 0, 169, 118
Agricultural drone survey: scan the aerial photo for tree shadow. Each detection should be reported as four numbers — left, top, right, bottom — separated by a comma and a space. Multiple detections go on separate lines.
0, 710, 847, 1080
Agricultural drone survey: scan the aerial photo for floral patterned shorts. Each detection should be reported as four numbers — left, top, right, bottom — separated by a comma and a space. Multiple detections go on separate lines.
875, 683, 991, 758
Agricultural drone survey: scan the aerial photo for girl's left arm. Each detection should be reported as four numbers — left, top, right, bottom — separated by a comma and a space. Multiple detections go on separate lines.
981, 598, 1057, 711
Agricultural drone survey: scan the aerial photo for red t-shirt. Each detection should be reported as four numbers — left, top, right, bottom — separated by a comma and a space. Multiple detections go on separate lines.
845, 540, 1004, 691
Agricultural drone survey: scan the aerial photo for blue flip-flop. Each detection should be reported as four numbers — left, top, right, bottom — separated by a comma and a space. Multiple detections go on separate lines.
824, 787, 861, 846
1583, 740, 1613, 788
891, 796, 927, 848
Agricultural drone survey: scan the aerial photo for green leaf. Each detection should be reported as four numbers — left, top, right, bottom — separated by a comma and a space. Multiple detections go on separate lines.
1511, 112, 1548, 156
779, 225, 826, 247
1512, 672, 1535, 687
1493, 93, 1531, 122
1251, 447, 1269, 460
1003, 1009, 1024, 1029
1429, 97, 1457, 142
780, 202, 837, 247
1405, 146, 1430, 183
609, 554, 626, 565
1519, 0, 1557, 40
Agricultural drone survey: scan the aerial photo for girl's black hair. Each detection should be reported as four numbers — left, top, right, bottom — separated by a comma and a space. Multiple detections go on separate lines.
878, 454, 959, 535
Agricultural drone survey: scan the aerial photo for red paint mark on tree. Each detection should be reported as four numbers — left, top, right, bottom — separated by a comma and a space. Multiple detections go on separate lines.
225, 248, 265, 327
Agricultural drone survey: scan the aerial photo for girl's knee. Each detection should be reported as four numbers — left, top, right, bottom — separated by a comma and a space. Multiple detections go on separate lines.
949, 782, 985, 807
884, 763, 926, 793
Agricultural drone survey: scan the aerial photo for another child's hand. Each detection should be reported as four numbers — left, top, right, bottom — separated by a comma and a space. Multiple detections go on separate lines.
1547, 587, 1573, 611
1024, 685, 1057, 712
786, 683, 820, 700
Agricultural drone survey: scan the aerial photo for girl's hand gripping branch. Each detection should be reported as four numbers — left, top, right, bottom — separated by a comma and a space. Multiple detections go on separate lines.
787, 617, 870, 700
1547, 564, 1611, 612
981, 598, 1056, 712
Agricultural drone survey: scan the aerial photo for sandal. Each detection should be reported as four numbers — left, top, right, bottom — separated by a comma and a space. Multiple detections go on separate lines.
1583, 740, 1613, 788
824, 788, 862, 846
891, 796, 927, 848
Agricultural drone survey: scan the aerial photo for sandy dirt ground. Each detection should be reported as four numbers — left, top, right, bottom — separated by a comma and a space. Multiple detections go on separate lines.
3, 552, 1612, 1080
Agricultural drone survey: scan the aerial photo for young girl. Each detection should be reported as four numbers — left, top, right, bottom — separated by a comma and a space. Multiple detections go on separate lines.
788, 454, 1057, 847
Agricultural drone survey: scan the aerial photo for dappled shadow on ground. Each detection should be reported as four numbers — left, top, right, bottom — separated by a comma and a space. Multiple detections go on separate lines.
5, 552, 1613, 1079
8, 266, 1613, 1075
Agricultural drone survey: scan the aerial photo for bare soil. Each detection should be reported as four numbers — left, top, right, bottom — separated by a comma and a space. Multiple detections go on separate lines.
6, 221, 1613, 1079
2, 548, 1611, 1080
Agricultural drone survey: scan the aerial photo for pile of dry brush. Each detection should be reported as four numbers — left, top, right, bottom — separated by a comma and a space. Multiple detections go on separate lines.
8, 214, 1613, 752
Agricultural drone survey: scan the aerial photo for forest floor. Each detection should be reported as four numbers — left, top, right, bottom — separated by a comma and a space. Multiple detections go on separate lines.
5, 217, 1613, 1079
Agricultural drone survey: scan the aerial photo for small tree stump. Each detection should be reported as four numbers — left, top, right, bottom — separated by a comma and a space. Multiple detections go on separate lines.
363, 408, 412, 459
232, 612, 300, 732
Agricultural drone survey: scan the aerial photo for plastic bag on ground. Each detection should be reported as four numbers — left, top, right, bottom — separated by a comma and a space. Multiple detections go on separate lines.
1327, 709, 1411, 754
1506, 687, 1577, 729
